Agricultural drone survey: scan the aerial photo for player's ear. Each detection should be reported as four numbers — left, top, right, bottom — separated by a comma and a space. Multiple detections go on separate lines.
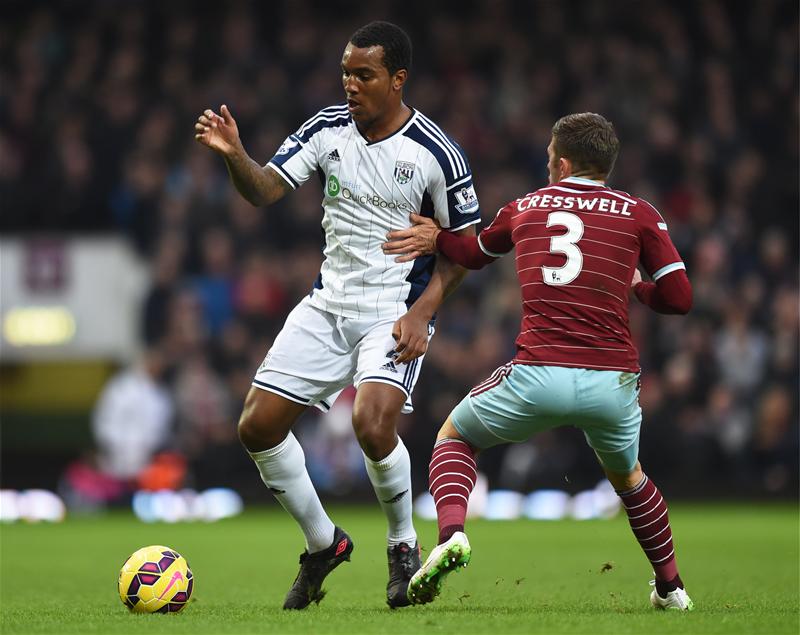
392, 69, 407, 92
559, 157, 572, 179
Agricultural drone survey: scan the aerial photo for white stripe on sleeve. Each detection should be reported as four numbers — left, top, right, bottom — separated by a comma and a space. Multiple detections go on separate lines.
478, 234, 507, 258
651, 261, 686, 281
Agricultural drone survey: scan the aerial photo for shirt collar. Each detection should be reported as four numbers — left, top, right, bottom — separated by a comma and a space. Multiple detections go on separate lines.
561, 176, 607, 188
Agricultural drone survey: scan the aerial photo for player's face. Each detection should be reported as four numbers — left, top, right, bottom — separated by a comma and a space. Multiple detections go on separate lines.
341, 43, 399, 127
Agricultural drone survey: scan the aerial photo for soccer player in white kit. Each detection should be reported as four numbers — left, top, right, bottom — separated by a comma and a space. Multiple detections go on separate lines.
195, 21, 481, 609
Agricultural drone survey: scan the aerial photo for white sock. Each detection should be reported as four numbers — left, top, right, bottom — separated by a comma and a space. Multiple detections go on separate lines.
363, 437, 416, 547
249, 432, 335, 553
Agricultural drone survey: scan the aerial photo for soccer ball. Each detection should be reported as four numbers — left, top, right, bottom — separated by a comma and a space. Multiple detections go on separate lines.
118, 545, 193, 613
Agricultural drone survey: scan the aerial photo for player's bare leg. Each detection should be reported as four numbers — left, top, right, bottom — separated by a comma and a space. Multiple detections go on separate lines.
238, 388, 350, 609
605, 462, 694, 611
352, 382, 420, 608
408, 418, 477, 605
238, 387, 304, 451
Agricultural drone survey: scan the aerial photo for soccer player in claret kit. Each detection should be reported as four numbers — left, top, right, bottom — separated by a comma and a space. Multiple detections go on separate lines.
383, 113, 695, 611
195, 22, 480, 608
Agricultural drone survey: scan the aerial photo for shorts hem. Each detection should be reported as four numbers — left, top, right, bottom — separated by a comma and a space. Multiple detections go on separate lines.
356, 377, 414, 414
450, 395, 515, 449
356, 376, 411, 397
251, 380, 331, 412
449, 413, 483, 448
587, 435, 639, 473
583, 433, 639, 457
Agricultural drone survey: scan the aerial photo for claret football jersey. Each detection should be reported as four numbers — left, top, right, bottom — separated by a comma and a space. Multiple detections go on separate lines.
477, 176, 685, 372
268, 104, 481, 319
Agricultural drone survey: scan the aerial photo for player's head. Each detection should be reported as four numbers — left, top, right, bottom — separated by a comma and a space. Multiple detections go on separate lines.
548, 113, 619, 184
342, 21, 412, 127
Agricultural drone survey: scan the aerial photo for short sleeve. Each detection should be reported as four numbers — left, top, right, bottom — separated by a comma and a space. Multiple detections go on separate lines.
477, 203, 514, 256
267, 106, 349, 189
403, 116, 481, 231
427, 165, 481, 231
637, 201, 685, 281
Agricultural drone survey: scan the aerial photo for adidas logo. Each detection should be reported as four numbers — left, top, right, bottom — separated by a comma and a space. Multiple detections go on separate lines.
327, 148, 341, 162
380, 361, 398, 373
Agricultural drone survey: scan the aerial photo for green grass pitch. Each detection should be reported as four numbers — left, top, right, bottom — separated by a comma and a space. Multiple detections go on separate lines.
1, 504, 797, 634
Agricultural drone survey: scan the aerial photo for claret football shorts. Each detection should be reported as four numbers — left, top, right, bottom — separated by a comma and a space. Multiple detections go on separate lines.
252, 296, 433, 414
450, 363, 643, 473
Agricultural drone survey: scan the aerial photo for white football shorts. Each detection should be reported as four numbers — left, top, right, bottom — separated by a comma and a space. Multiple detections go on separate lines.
252, 296, 433, 414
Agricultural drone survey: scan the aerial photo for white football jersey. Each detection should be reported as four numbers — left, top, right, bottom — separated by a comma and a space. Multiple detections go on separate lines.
267, 104, 481, 319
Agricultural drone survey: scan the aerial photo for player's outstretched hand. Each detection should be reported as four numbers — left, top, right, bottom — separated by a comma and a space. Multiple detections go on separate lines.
195, 104, 241, 157
391, 309, 429, 364
382, 213, 441, 263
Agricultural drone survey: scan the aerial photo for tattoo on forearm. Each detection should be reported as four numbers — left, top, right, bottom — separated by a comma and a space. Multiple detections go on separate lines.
224, 153, 290, 206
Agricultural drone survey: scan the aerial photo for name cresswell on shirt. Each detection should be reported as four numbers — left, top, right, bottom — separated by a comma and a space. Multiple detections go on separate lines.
517, 192, 632, 216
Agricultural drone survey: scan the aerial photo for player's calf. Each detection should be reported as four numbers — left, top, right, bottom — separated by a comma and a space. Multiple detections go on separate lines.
429, 437, 478, 543
614, 472, 692, 609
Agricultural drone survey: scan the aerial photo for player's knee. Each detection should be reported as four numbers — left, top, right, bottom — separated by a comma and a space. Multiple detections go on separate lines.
435, 417, 461, 442
351, 406, 397, 460
352, 420, 393, 458
237, 408, 264, 450
605, 461, 643, 491
237, 402, 285, 452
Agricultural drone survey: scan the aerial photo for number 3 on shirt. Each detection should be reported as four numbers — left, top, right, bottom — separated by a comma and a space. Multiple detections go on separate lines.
542, 211, 584, 285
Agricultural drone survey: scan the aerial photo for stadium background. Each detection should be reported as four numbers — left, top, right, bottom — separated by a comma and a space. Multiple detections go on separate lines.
1, 0, 797, 513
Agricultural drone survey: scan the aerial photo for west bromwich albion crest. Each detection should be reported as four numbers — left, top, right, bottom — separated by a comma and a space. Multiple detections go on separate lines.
394, 161, 415, 185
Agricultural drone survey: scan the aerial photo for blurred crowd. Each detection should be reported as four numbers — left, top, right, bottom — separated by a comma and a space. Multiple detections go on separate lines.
2, 0, 797, 501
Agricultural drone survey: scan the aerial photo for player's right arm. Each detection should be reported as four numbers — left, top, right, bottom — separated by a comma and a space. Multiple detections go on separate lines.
382, 214, 494, 268
435, 229, 495, 269
195, 105, 290, 207
383, 201, 515, 269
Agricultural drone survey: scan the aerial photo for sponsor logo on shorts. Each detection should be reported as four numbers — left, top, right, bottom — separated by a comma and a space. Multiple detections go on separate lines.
380, 360, 398, 373
380, 349, 400, 372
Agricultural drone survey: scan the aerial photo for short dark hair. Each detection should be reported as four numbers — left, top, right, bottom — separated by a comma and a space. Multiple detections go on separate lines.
349, 21, 412, 76
552, 113, 620, 177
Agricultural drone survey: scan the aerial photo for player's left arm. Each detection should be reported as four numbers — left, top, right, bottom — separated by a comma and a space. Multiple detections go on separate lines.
631, 267, 692, 314
633, 202, 693, 314
391, 224, 475, 364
